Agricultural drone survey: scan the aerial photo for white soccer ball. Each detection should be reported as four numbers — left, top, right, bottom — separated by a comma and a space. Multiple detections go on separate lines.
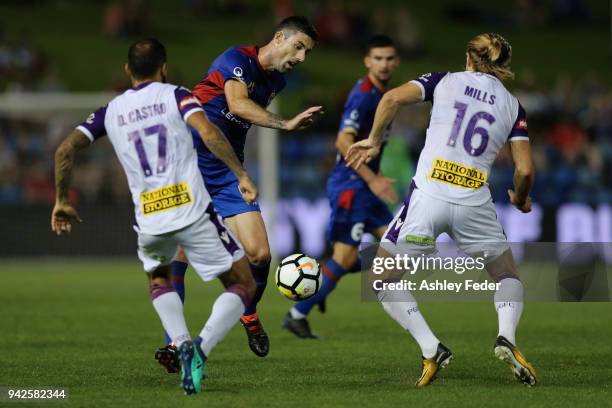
275, 253, 321, 301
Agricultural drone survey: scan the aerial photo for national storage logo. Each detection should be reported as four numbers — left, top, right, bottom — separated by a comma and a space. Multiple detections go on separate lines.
141, 182, 192, 215
430, 158, 486, 189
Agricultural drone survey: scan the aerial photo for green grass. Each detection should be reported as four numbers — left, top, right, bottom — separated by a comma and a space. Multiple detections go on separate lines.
2, 260, 611, 407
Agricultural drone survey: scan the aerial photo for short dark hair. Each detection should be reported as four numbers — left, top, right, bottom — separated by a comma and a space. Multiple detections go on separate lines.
127, 38, 167, 79
365, 34, 395, 54
275, 16, 319, 42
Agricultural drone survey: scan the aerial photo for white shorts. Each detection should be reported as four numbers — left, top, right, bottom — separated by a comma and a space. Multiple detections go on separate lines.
136, 204, 244, 280
382, 182, 508, 262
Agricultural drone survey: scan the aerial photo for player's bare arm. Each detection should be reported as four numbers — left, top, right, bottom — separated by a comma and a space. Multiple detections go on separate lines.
224, 80, 323, 131
336, 130, 397, 204
346, 82, 422, 169
508, 140, 534, 213
187, 111, 257, 204
52, 129, 89, 234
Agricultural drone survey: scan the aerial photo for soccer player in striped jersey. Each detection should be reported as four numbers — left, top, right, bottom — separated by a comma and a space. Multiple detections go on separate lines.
347, 33, 537, 387
155, 16, 323, 367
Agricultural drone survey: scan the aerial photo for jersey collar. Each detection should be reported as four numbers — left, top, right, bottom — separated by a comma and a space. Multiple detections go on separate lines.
132, 81, 155, 91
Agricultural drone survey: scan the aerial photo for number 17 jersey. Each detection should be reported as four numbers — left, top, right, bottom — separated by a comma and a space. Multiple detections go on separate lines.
410, 71, 529, 206
76, 81, 211, 235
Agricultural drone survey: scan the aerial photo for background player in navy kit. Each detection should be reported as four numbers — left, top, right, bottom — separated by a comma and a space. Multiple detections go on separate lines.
155, 16, 322, 367
282, 35, 399, 338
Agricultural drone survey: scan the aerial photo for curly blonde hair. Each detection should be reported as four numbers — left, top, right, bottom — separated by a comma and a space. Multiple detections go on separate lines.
467, 33, 514, 80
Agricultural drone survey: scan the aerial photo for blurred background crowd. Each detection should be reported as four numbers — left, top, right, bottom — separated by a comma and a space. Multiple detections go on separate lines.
0, 0, 609, 211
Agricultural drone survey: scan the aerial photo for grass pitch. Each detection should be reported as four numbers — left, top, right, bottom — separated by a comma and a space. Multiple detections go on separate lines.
2, 260, 610, 407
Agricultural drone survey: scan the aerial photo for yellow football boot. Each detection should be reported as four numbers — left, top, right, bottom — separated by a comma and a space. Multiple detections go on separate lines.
494, 336, 537, 386
415, 343, 453, 387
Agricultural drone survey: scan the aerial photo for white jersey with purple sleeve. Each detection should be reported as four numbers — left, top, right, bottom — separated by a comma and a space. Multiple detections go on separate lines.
76, 81, 211, 235
410, 71, 529, 206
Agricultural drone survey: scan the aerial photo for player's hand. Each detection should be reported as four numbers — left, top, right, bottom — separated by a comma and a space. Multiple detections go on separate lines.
507, 189, 532, 213
368, 175, 398, 204
345, 139, 381, 170
51, 201, 82, 235
238, 175, 258, 205
285, 106, 324, 131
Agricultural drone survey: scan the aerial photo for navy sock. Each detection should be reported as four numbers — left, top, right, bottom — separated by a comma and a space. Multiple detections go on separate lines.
164, 260, 188, 344
243, 262, 270, 316
294, 259, 346, 316
171, 261, 188, 302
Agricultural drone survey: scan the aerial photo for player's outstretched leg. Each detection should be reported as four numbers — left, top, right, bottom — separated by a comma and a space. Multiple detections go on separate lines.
284, 257, 350, 339
147, 266, 198, 394
372, 247, 451, 387
379, 291, 453, 387
486, 249, 536, 386
224, 212, 271, 357
156, 253, 189, 373
194, 256, 256, 381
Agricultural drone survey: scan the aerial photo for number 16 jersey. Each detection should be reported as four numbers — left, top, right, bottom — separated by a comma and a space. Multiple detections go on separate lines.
410, 71, 529, 206
77, 81, 211, 235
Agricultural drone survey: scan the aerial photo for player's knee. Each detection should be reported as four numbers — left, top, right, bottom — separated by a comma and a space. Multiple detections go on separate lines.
245, 246, 271, 266
485, 249, 520, 282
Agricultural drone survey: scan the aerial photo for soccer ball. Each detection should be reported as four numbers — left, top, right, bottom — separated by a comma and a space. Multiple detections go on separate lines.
275, 253, 321, 301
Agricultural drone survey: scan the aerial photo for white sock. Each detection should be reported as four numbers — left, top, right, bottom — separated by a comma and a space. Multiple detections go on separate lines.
152, 292, 190, 347
378, 289, 440, 358
494, 278, 524, 345
199, 292, 245, 357
290, 307, 306, 320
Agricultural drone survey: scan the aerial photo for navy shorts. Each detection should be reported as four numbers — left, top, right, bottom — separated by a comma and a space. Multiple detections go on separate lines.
203, 177, 260, 219
327, 185, 393, 246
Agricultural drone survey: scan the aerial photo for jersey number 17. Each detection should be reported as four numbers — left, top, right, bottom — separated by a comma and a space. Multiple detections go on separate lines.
128, 124, 168, 176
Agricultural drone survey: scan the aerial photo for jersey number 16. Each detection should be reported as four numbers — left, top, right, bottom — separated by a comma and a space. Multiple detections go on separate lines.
447, 101, 495, 157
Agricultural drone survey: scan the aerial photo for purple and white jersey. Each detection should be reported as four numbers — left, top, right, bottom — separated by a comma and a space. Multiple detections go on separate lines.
77, 81, 211, 235
410, 71, 529, 206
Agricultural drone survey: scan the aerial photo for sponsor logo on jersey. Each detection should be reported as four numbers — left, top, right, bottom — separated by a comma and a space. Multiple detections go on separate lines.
430, 158, 487, 189
220, 108, 251, 129
141, 181, 192, 215
233, 67, 243, 77
516, 119, 527, 129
